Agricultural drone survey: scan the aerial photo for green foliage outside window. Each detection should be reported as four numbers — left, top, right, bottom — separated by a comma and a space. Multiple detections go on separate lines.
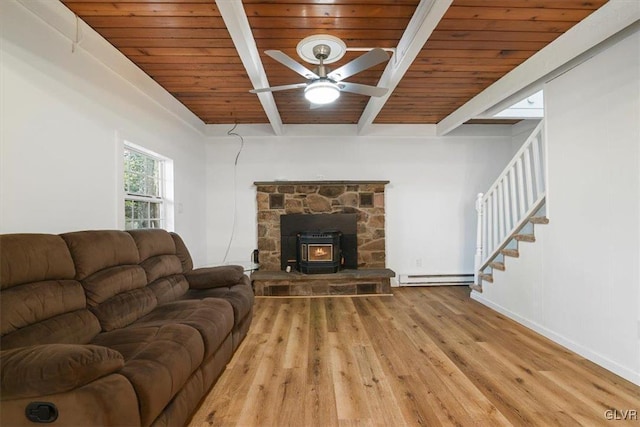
124, 147, 164, 230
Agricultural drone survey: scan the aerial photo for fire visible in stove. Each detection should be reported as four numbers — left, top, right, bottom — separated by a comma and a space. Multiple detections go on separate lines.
309, 244, 332, 261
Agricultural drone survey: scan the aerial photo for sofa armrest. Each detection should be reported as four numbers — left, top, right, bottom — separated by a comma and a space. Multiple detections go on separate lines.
185, 265, 245, 289
1, 344, 124, 400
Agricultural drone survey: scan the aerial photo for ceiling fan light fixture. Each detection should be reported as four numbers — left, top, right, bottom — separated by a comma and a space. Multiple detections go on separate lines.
304, 81, 340, 104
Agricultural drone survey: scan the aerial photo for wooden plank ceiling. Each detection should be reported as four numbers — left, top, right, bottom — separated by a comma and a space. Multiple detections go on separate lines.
61, 0, 607, 126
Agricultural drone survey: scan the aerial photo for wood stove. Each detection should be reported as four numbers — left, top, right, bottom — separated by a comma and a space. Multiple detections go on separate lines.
280, 213, 357, 273
297, 231, 341, 274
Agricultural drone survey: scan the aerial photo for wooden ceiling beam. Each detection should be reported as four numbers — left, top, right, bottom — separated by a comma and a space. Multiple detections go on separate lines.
357, 0, 453, 134
215, 0, 283, 135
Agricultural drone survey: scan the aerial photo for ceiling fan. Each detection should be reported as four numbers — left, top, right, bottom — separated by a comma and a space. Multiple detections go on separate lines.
250, 35, 391, 106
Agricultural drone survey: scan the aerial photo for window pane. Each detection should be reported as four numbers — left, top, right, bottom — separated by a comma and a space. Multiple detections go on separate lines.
126, 172, 143, 194
124, 149, 162, 198
135, 201, 147, 220
124, 199, 163, 230
127, 150, 145, 174
150, 202, 162, 219
146, 177, 157, 197
125, 200, 134, 220
124, 145, 168, 231
146, 157, 155, 176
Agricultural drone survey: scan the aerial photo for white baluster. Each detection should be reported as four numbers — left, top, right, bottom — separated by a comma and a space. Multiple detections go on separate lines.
483, 199, 488, 263
532, 136, 544, 199
474, 193, 484, 285
516, 157, 525, 217
524, 146, 534, 208
509, 168, 518, 226
497, 182, 505, 241
492, 189, 499, 248
502, 176, 511, 233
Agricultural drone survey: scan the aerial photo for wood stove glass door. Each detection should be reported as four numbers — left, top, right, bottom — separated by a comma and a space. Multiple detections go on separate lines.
307, 244, 333, 262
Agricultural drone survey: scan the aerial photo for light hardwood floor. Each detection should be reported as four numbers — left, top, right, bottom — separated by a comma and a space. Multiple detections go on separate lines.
189, 286, 640, 426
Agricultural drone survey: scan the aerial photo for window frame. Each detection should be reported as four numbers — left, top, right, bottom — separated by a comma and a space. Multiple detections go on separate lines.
120, 139, 174, 231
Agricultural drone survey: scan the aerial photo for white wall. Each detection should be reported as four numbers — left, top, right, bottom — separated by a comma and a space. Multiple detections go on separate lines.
511, 119, 540, 155
205, 125, 513, 278
474, 30, 640, 385
0, 1, 209, 264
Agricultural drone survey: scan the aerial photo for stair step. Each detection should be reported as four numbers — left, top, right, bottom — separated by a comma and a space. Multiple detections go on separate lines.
479, 273, 493, 283
514, 233, 536, 242
489, 261, 505, 271
470, 283, 483, 293
529, 216, 549, 224
501, 248, 520, 258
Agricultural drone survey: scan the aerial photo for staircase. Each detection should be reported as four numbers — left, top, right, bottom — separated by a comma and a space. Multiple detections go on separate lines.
471, 214, 548, 292
472, 120, 547, 293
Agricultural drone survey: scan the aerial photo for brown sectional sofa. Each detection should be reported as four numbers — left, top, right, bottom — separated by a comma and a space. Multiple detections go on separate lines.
0, 229, 254, 426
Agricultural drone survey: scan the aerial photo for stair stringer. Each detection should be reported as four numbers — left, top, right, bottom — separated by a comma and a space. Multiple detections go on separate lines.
471, 206, 548, 292
474, 219, 547, 319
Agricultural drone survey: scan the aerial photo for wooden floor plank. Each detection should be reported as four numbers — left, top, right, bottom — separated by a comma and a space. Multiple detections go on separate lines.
305, 298, 339, 426
351, 344, 406, 427
189, 287, 640, 427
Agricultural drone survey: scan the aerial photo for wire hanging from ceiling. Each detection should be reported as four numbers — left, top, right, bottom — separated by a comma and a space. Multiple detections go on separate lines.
221, 123, 245, 264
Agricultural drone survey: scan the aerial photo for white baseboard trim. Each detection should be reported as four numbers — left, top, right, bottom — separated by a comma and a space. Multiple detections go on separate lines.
399, 273, 473, 286
400, 282, 469, 287
470, 292, 640, 386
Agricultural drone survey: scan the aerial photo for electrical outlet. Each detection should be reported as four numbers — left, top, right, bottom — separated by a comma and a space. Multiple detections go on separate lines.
415, 258, 422, 267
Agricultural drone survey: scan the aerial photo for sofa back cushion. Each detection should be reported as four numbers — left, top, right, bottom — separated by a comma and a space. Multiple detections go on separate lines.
127, 229, 189, 304
62, 231, 157, 331
0, 234, 101, 349
170, 232, 194, 272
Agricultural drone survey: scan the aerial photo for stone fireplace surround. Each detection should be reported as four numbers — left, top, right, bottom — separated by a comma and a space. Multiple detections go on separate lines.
252, 180, 393, 296
254, 180, 388, 271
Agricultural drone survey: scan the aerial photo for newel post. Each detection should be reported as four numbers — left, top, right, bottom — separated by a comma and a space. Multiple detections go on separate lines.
474, 193, 484, 286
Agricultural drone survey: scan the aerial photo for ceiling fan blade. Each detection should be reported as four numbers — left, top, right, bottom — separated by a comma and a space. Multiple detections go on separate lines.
339, 82, 388, 97
327, 48, 390, 81
265, 50, 319, 80
250, 83, 307, 94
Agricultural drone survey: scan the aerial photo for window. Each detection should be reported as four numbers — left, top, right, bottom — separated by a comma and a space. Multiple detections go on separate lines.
123, 144, 173, 230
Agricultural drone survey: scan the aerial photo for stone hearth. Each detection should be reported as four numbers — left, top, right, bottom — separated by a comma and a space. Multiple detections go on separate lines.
255, 180, 389, 271
251, 269, 395, 297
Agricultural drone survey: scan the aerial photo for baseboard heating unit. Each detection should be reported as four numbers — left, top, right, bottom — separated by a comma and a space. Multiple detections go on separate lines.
398, 273, 473, 286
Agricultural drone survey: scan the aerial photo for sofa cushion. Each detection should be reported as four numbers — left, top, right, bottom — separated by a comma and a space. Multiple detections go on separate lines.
62, 231, 158, 332
133, 299, 234, 359
127, 229, 176, 262
182, 278, 254, 326
1, 310, 101, 349
1, 280, 86, 336
0, 234, 75, 289
128, 230, 189, 305
91, 323, 204, 427
0, 234, 99, 349
80, 262, 154, 332
170, 232, 194, 272
91, 287, 157, 332
141, 255, 183, 283
148, 275, 190, 305
185, 265, 244, 289
82, 265, 148, 306
62, 231, 139, 280
1, 344, 124, 399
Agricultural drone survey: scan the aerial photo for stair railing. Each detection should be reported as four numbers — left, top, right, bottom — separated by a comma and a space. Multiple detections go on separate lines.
474, 120, 546, 285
